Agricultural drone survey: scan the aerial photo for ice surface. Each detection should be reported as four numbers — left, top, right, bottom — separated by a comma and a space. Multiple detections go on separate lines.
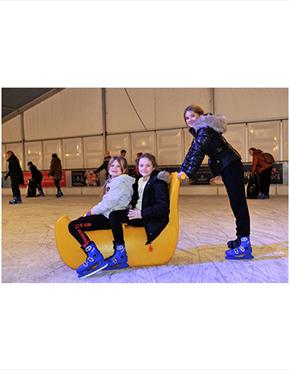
2, 194, 288, 283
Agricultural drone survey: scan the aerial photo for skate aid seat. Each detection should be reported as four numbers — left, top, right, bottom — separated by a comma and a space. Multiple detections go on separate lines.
55, 172, 184, 269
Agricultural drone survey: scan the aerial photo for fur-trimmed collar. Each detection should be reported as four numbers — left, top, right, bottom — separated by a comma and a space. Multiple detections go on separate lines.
156, 170, 171, 184
193, 114, 227, 134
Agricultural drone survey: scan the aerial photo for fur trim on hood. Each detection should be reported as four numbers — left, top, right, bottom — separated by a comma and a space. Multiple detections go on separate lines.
157, 170, 171, 184
193, 114, 227, 134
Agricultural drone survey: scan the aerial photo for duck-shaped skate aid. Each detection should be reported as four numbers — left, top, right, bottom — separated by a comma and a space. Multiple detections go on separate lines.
55, 172, 184, 269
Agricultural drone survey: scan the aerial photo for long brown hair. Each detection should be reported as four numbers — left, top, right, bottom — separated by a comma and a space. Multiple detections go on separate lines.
183, 104, 205, 123
138, 153, 158, 169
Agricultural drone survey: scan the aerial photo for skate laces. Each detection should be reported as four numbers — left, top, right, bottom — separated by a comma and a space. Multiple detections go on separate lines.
82, 256, 95, 267
234, 246, 245, 254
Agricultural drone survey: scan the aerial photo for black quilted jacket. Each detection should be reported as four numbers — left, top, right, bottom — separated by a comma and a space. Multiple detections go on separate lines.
180, 114, 241, 178
130, 170, 170, 244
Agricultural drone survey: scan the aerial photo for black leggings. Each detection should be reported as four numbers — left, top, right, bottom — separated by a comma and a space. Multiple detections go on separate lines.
221, 160, 250, 237
36, 180, 43, 193
54, 179, 61, 192
68, 215, 111, 247
259, 167, 272, 196
109, 210, 144, 245
68, 211, 144, 247
11, 180, 21, 198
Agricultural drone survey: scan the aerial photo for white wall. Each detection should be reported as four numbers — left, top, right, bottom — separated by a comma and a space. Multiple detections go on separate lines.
2, 88, 288, 171
248, 121, 280, 160
224, 124, 247, 161
214, 88, 288, 122
106, 88, 155, 133
2, 115, 22, 142
106, 88, 212, 132
23, 88, 103, 140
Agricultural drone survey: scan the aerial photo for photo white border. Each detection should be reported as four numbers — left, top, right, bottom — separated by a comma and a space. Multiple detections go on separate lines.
1, 1, 289, 370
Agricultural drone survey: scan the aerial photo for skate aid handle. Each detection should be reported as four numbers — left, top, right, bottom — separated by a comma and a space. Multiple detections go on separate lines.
178, 172, 187, 180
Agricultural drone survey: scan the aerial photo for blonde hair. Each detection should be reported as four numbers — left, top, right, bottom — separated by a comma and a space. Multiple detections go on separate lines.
107, 156, 128, 175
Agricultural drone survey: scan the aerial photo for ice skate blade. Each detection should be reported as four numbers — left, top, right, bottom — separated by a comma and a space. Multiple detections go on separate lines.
78, 263, 108, 279
225, 254, 254, 260
105, 262, 129, 270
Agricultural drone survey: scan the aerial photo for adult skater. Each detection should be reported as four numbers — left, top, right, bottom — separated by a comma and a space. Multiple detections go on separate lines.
249, 147, 273, 199
48, 153, 63, 197
178, 104, 253, 260
94, 151, 111, 178
27, 161, 44, 196
4, 151, 24, 204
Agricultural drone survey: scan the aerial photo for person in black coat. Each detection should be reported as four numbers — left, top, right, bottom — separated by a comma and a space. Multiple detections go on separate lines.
106, 153, 170, 270
94, 152, 111, 178
178, 104, 253, 260
4, 151, 24, 204
27, 161, 44, 196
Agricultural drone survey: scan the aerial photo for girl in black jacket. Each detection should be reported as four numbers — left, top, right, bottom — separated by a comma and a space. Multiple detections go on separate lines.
178, 104, 253, 260
107, 153, 170, 270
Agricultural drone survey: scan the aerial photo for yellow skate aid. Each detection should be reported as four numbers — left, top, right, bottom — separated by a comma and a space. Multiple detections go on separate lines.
55, 172, 183, 269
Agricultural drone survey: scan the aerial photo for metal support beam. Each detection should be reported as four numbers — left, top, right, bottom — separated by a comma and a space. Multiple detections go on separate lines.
210, 88, 215, 114
101, 88, 107, 153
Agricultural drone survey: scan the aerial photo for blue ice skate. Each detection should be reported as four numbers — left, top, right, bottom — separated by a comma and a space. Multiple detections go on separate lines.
225, 236, 254, 260
9, 196, 22, 204
105, 243, 129, 270
77, 242, 108, 278
227, 235, 241, 249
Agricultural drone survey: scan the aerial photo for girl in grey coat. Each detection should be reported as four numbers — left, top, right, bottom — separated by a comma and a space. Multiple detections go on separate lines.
68, 156, 135, 278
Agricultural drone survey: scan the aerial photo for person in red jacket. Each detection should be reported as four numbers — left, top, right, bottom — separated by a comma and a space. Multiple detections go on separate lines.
249, 148, 273, 199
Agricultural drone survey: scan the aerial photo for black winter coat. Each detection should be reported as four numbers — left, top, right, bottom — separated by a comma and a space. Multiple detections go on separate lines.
131, 170, 170, 244
181, 114, 241, 178
6, 155, 24, 184
29, 164, 43, 182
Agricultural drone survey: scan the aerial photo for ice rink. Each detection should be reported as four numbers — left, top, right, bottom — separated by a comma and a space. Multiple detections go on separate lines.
2, 194, 288, 283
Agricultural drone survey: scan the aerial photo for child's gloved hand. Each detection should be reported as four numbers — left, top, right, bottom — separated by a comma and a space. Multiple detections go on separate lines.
83, 210, 91, 217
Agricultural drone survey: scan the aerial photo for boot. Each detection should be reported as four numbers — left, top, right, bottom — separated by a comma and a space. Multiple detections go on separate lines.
227, 235, 241, 249
37, 191, 45, 197
56, 190, 63, 198
225, 236, 254, 260
9, 196, 22, 204
77, 242, 108, 278
105, 242, 129, 270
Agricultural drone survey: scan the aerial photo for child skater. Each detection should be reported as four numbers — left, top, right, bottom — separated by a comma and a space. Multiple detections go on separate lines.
106, 153, 170, 270
178, 104, 253, 260
68, 156, 135, 278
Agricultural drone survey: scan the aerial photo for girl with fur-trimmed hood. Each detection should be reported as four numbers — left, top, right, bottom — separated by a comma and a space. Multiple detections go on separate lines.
178, 104, 253, 260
